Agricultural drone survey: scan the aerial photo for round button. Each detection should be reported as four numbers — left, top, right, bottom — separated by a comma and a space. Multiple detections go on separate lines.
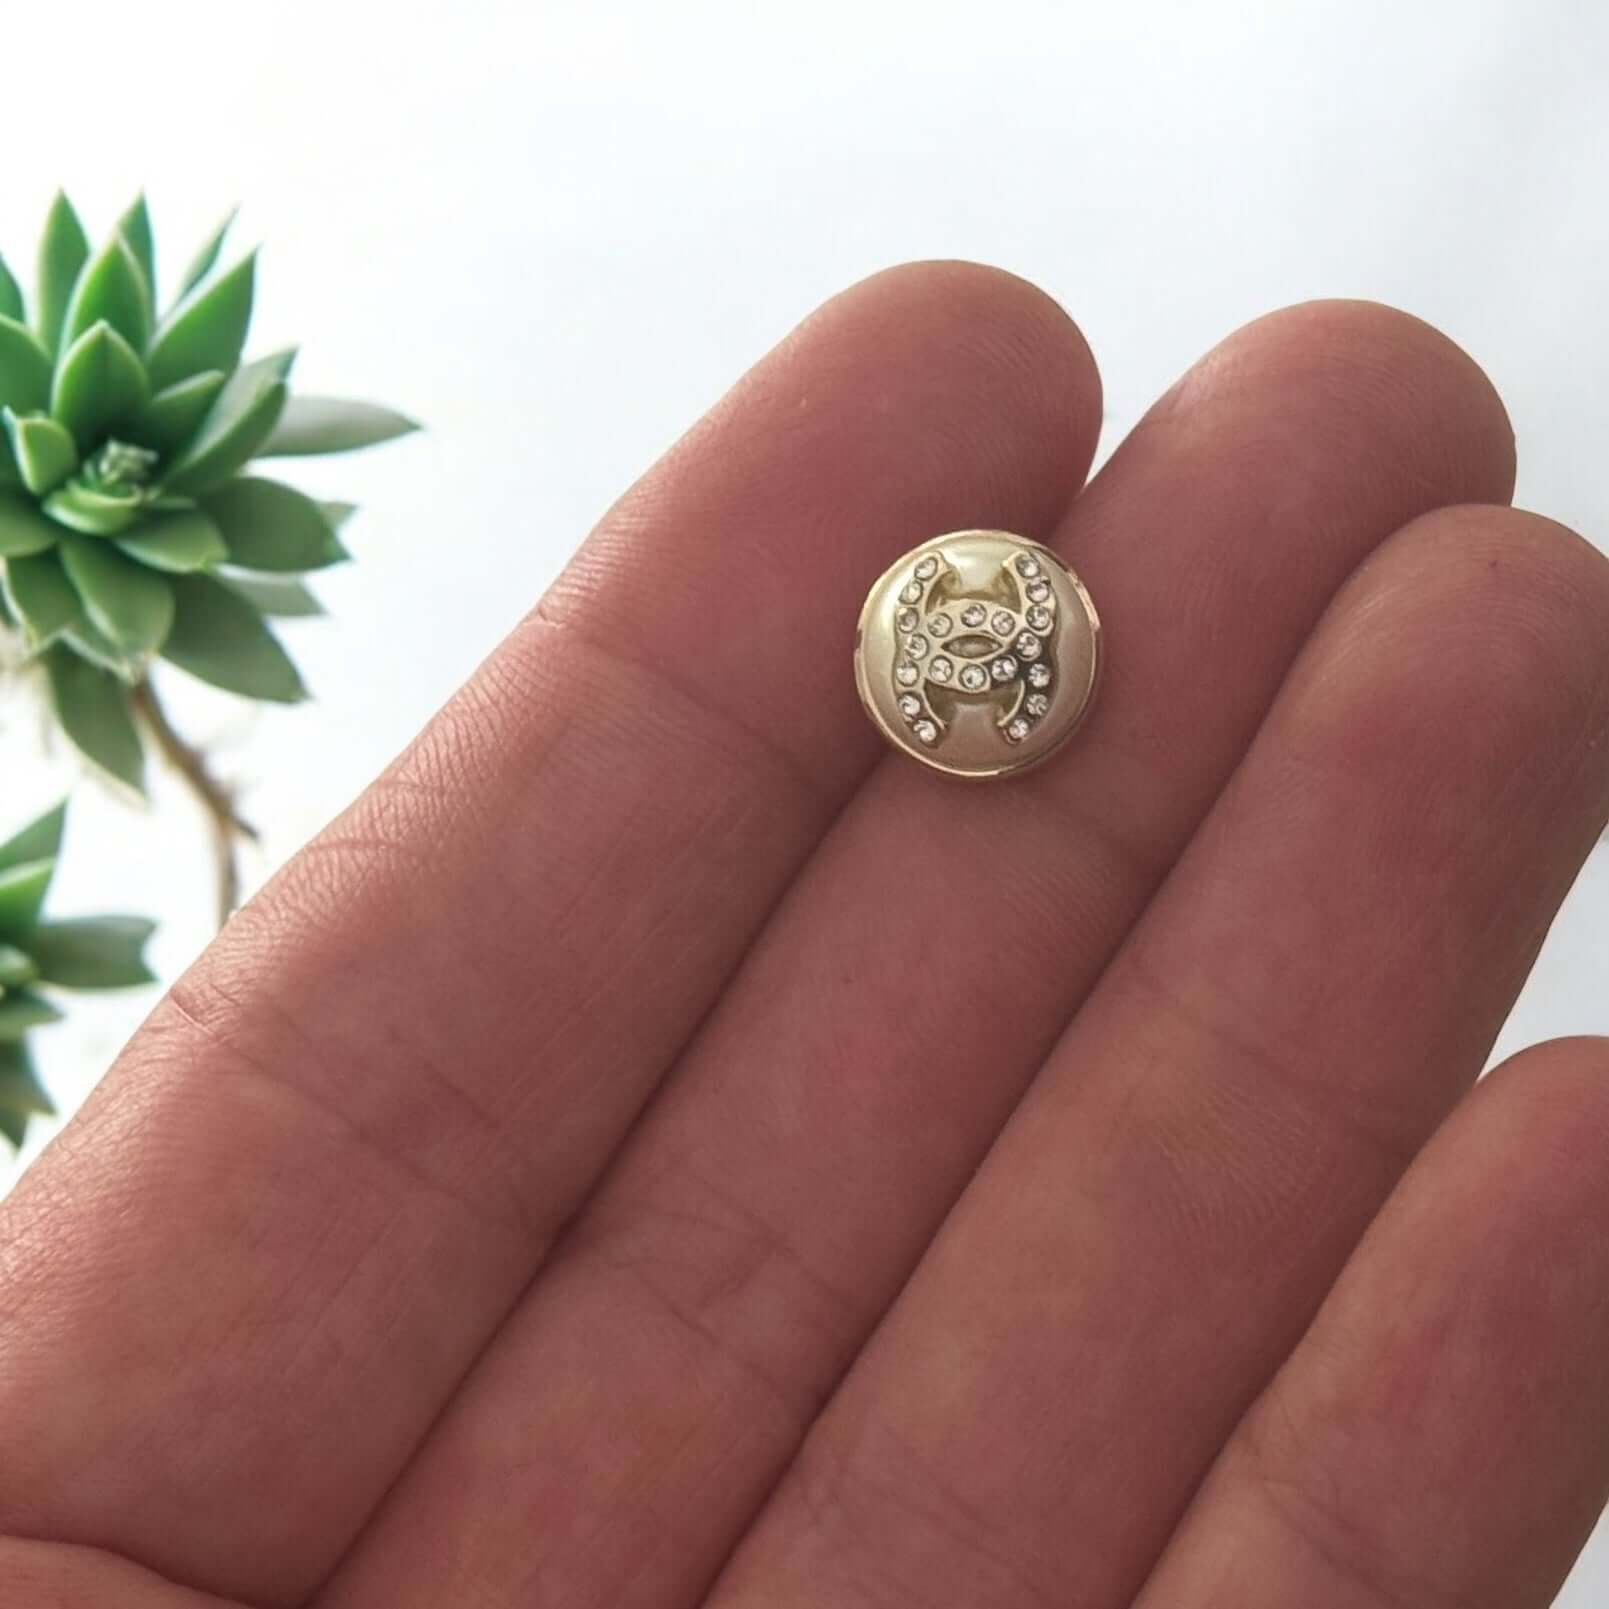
853, 530, 1100, 779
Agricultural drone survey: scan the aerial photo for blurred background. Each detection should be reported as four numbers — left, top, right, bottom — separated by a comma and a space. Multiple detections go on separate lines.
0, 0, 1605, 1597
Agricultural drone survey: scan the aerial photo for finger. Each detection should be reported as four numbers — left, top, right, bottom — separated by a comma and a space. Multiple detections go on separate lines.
316, 305, 1519, 1609
1135, 1035, 1609, 1609
0, 263, 1103, 1605
708, 506, 1609, 1609
0, 1540, 252, 1609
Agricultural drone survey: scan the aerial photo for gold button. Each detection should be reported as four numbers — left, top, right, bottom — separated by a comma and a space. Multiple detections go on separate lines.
854, 530, 1100, 779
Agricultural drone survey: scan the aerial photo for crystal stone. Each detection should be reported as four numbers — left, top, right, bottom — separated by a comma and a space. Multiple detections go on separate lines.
898, 694, 922, 718
991, 609, 1016, 637
928, 613, 953, 637
1005, 717, 1031, 742
913, 719, 939, 745
1015, 632, 1042, 660
1027, 605, 1054, 633
900, 581, 923, 605
991, 655, 1018, 682
1028, 663, 1052, 688
959, 664, 988, 691
1015, 554, 1041, 578
929, 656, 954, 682
896, 606, 919, 632
906, 634, 930, 659
915, 554, 940, 580
896, 662, 919, 687
1025, 692, 1050, 716
961, 602, 987, 627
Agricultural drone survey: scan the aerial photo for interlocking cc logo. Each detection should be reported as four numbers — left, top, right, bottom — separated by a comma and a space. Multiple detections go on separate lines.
890, 547, 1059, 750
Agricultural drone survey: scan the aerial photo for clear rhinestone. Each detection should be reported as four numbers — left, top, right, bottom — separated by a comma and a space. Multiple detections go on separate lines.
896, 606, 919, 633
927, 613, 953, 637
1026, 605, 1053, 633
1025, 692, 1050, 717
1028, 663, 1052, 688
988, 609, 1014, 636
900, 581, 923, 605
906, 634, 930, 660
915, 554, 940, 581
913, 719, 939, 745
991, 654, 1018, 682
1005, 717, 1031, 742
959, 664, 988, 692
1015, 553, 1041, 578
895, 661, 919, 687
1015, 632, 1042, 661
929, 656, 954, 683
1026, 580, 1052, 605
960, 602, 987, 627
898, 694, 922, 718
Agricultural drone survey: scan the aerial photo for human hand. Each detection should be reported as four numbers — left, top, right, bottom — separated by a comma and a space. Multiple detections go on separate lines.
4, 263, 1608, 1608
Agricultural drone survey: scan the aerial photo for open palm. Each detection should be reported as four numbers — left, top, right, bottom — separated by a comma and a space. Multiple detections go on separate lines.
5, 262, 1609, 1608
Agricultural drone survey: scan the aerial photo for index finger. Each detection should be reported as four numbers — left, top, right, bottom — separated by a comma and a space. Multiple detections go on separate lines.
0, 262, 1103, 1604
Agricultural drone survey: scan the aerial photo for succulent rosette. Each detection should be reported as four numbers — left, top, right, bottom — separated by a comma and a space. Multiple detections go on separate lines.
0, 193, 416, 789
0, 801, 154, 1149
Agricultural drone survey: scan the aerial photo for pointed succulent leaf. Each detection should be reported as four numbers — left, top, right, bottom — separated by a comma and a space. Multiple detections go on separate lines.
115, 508, 227, 573
0, 802, 65, 875
319, 501, 357, 530
127, 369, 226, 458
50, 322, 152, 450
174, 206, 239, 303
115, 194, 156, 300
0, 494, 60, 557
27, 915, 156, 989
44, 647, 145, 789
203, 477, 347, 572
62, 235, 152, 354
41, 481, 146, 536
0, 1039, 55, 1140
160, 350, 293, 496
0, 315, 54, 415
146, 250, 257, 392
0, 946, 38, 987
219, 570, 323, 618
0, 859, 53, 940
1, 550, 79, 645
0, 252, 21, 323
33, 192, 90, 355
0, 988, 63, 1039
258, 396, 420, 457
61, 614, 143, 682
162, 572, 307, 702
3, 410, 78, 495
58, 532, 175, 654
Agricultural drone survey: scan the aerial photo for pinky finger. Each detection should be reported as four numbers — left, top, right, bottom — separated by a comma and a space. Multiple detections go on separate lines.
1134, 1035, 1609, 1609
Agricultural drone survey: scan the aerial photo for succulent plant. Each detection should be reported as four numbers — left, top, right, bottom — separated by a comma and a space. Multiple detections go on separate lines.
0, 192, 416, 791
0, 801, 154, 1149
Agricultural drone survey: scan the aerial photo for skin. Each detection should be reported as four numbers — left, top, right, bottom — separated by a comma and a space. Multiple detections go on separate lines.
2, 261, 1609, 1608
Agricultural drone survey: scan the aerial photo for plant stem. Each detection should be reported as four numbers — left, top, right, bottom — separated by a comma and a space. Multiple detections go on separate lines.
132, 678, 259, 927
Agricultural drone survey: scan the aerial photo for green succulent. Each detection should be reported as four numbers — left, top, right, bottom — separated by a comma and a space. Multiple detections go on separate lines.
0, 801, 155, 1150
0, 192, 417, 791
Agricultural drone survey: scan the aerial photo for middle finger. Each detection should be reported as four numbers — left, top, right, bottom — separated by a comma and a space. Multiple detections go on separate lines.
318, 300, 1515, 1609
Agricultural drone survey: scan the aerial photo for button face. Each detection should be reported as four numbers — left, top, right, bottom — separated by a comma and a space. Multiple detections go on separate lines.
854, 531, 1100, 779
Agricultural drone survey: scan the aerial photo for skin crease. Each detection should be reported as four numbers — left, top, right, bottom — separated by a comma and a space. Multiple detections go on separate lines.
3, 264, 1609, 1609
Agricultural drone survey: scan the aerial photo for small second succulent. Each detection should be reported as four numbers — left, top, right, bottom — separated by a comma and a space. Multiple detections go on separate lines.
0, 801, 156, 1150
0, 192, 417, 790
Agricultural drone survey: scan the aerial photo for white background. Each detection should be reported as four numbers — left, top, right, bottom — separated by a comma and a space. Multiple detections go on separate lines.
1, 1, 1606, 1598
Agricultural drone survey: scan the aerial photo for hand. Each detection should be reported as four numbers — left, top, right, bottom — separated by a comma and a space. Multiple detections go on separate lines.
4, 263, 1608, 1609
